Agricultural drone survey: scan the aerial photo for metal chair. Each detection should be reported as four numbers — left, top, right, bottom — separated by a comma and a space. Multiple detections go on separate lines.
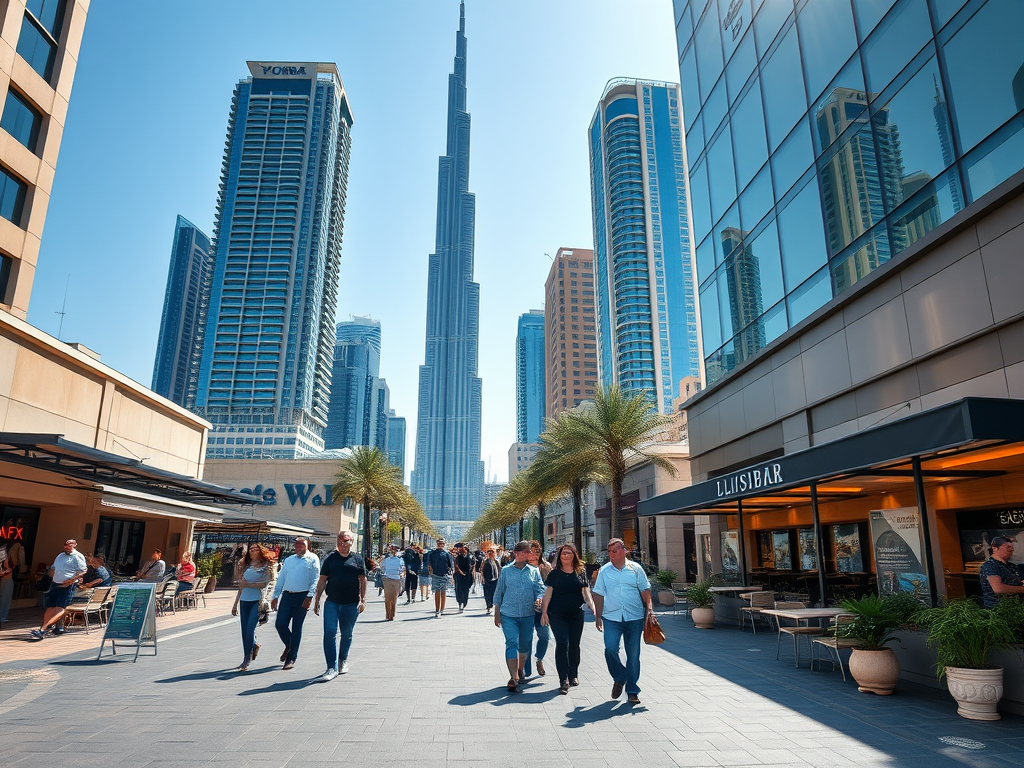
156, 580, 179, 615
811, 615, 859, 681
774, 600, 824, 667
740, 590, 776, 634
63, 587, 110, 633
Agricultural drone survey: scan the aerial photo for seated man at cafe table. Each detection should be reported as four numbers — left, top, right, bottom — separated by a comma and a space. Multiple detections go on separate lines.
980, 536, 1024, 608
137, 549, 166, 582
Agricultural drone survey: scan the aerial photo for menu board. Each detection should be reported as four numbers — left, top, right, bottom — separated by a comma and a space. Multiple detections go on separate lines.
96, 583, 157, 662
833, 524, 863, 572
870, 508, 930, 602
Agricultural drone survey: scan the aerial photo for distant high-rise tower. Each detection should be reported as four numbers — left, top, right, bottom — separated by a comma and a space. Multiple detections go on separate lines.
589, 80, 699, 414
516, 309, 545, 444
325, 317, 390, 452
152, 216, 212, 410
197, 62, 353, 459
544, 248, 597, 420
387, 409, 407, 480
411, 3, 484, 525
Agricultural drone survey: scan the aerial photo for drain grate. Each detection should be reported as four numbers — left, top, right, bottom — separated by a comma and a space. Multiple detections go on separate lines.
0, 668, 58, 683
939, 736, 986, 750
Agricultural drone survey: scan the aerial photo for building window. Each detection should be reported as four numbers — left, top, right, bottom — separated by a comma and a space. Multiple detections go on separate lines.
0, 167, 27, 225
1, 90, 43, 152
16, 0, 66, 83
0, 253, 11, 303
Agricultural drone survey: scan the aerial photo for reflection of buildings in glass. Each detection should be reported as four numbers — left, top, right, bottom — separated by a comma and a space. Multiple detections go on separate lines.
933, 76, 962, 214
720, 227, 765, 364
895, 171, 942, 245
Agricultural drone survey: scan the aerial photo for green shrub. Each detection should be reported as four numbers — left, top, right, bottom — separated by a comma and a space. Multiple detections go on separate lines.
915, 597, 1022, 677
195, 552, 222, 579
686, 579, 716, 608
653, 569, 678, 590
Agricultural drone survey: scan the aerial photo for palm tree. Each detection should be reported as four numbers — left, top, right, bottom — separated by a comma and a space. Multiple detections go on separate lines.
548, 385, 675, 540
332, 446, 405, 561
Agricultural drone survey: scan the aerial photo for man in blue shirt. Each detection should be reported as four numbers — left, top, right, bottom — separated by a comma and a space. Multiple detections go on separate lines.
493, 541, 545, 692
271, 537, 321, 670
32, 539, 87, 639
593, 538, 654, 705
979, 536, 1024, 608
380, 544, 405, 621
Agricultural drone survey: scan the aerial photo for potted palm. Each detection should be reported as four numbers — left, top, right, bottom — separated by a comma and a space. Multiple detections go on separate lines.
915, 597, 1024, 720
654, 569, 678, 606
687, 579, 716, 629
837, 593, 918, 695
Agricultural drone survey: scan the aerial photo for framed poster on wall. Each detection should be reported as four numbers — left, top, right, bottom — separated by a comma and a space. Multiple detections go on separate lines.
721, 530, 739, 573
833, 524, 863, 572
757, 531, 774, 568
773, 531, 792, 570
869, 508, 930, 602
799, 528, 817, 570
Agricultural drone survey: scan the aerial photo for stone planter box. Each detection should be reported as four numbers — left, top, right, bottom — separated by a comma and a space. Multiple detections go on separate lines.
890, 630, 1024, 716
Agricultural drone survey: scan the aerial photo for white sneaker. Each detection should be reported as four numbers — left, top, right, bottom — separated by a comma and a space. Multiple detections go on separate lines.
435, 611, 440, 618
321, 668, 338, 682
340, 661, 349, 674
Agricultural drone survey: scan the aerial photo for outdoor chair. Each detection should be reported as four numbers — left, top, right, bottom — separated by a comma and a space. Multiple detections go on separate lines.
178, 577, 205, 610
659, 590, 689, 617
740, 590, 776, 634
774, 600, 825, 667
156, 580, 179, 615
811, 615, 859, 681
63, 587, 110, 633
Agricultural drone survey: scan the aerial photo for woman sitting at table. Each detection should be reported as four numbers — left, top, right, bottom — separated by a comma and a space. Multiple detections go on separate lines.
175, 551, 197, 594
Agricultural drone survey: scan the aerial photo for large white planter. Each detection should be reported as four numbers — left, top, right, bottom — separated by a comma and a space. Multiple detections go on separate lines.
945, 666, 1004, 720
849, 647, 900, 695
691, 606, 715, 629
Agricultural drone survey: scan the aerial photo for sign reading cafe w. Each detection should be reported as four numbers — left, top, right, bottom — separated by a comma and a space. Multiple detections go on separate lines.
715, 462, 784, 499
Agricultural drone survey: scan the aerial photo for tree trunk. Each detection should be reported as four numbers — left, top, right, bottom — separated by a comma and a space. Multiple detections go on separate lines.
362, 494, 372, 562
537, 502, 545, 550
572, 481, 583, 554
610, 473, 623, 541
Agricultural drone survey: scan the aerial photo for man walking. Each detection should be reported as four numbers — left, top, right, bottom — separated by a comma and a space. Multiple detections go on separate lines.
31, 539, 87, 639
380, 544, 405, 620
271, 537, 320, 670
493, 541, 545, 692
592, 538, 654, 705
403, 545, 421, 604
426, 538, 454, 618
314, 531, 366, 681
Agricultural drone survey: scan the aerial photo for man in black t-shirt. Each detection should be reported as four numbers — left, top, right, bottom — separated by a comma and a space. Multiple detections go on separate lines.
313, 531, 366, 681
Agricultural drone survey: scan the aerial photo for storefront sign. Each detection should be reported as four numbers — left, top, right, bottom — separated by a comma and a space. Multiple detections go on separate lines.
715, 463, 783, 499
870, 508, 930, 602
238, 483, 336, 507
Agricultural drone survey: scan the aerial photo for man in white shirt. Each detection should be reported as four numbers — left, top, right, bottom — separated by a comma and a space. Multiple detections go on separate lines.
270, 537, 321, 670
592, 538, 654, 705
380, 544, 405, 621
32, 539, 87, 639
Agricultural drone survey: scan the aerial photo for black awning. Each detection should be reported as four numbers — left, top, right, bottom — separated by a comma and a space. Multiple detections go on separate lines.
638, 397, 1024, 517
0, 433, 259, 505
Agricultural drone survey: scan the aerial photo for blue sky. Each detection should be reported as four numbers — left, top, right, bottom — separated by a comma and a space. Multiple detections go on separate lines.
28, 0, 680, 482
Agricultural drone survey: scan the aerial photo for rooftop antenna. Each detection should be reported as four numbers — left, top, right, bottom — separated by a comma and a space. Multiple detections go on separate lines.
55, 274, 70, 340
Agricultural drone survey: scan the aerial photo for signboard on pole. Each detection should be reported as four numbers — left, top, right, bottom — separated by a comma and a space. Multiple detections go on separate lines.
96, 583, 157, 662
870, 507, 931, 603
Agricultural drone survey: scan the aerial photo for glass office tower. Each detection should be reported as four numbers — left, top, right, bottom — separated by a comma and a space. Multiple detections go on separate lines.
675, 0, 1024, 385
197, 62, 354, 458
324, 317, 390, 452
589, 79, 701, 414
516, 309, 546, 444
152, 216, 212, 411
387, 409, 407, 480
412, 3, 485, 524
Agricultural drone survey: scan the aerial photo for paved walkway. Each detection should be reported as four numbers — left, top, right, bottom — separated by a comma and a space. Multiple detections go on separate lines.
0, 587, 1020, 767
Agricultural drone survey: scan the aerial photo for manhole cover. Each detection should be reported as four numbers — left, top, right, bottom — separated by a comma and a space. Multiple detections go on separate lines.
938, 736, 986, 750
0, 668, 58, 683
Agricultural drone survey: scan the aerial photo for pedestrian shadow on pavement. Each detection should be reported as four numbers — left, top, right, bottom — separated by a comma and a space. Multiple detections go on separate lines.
237, 677, 319, 695
563, 701, 645, 728
51, 659, 120, 667
155, 667, 277, 684
448, 683, 562, 707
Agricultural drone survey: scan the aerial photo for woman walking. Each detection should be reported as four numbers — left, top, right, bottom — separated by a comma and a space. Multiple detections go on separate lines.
523, 541, 552, 677
231, 543, 275, 671
453, 543, 473, 612
481, 546, 500, 615
541, 543, 595, 694
419, 547, 431, 602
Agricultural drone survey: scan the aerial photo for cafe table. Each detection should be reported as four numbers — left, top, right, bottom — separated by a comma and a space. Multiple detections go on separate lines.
760, 607, 850, 667
709, 586, 763, 626
708, 585, 763, 594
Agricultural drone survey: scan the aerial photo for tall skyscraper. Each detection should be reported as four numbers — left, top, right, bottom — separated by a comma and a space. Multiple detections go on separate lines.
589, 80, 700, 414
516, 309, 545, 444
324, 317, 390, 452
152, 216, 212, 410
197, 62, 353, 459
411, 3, 484, 525
544, 248, 597, 420
387, 409, 406, 480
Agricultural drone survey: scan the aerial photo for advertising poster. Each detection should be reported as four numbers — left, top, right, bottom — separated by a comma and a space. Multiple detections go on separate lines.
870, 508, 930, 602
758, 531, 774, 568
799, 529, 817, 570
833, 524, 863, 573
721, 530, 739, 573
772, 531, 792, 570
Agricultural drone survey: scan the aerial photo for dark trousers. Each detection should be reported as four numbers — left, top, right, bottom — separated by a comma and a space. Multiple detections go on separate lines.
549, 608, 585, 684
238, 599, 259, 664
274, 592, 308, 662
483, 580, 497, 609
405, 572, 418, 598
454, 574, 472, 606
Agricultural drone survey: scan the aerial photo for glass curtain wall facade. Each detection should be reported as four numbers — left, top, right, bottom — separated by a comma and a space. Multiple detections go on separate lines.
197, 62, 354, 459
152, 216, 212, 411
516, 309, 546, 444
589, 80, 701, 414
412, 3, 485, 525
387, 410, 407, 480
324, 317, 390, 452
676, 0, 1024, 385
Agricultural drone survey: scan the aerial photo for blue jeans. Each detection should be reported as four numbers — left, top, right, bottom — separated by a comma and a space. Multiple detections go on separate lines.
603, 617, 644, 695
500, 614, 534, 661
523, 611, 549, 676
275, 592, 309, 663
238, 600, 259, 664
322, 600, 359, 672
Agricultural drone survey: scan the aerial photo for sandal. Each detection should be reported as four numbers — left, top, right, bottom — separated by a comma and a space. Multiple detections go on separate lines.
237, 664, 250, 672
506, 678, 518, 693
251, 643, 261, 660
559, 681, 569, 694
